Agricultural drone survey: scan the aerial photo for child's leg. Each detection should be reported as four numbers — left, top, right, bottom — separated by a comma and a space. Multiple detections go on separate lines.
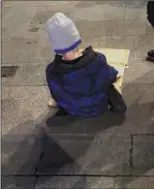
48, 98, 68, 116
54, 108, 69, 116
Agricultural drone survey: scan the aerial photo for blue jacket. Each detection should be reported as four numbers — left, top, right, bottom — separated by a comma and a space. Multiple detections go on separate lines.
46, 46, 118, 117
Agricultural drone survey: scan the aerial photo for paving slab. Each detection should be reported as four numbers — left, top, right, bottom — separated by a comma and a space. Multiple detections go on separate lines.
76, 20, 113, 40
30, 5, 76, 25
132, 135, 154, 176
2, 35, 54, 64
2, 176, 36, 189
147, 22, 154, 35
45, 115, 85, 135
2, 22, 41, 41
98, 36, 135, 65
2, 86, 57, 135
2, 134, 43, 175
2, 64, 47, 86
2, 1, 78, 8
114, 176, 154, 189
35, 176, 114, 189
37, 134, 130, 176
112, 19, 146, 36
123, 61, 154, 83
2, 7, 12, 18
125, 1, 147, 21
78, 112, 126, 135
2, 37, 41, 64
36, 136, 82, 175
69, 2, 125, 21
35, 37, 55, 64
35, 176, 86, 189
134, 35, 154, 61
2, 7, 47, 40
124, 0, 148, 9
98, 35, 135, 51
77, 19, 146, 39
2, 5, 37, 28
3, 1, 125, 24
2, 2, 78, 40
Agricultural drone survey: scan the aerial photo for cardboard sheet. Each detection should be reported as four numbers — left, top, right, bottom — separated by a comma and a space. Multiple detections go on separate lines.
80, 48, 130, 93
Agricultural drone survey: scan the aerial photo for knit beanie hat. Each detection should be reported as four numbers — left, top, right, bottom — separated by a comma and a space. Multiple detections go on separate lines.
46, 12, 81, 54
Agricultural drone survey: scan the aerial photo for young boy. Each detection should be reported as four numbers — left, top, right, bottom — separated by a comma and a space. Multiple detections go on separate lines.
46, 13, 121, 117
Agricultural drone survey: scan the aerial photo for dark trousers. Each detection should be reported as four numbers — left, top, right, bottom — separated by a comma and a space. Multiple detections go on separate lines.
147, 1, 154, 27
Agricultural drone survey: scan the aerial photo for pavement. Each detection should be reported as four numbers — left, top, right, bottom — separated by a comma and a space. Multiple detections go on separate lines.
1, 1, 154, 189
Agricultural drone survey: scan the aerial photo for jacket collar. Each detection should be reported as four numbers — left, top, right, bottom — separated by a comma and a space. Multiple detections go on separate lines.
52, 46, 97, 74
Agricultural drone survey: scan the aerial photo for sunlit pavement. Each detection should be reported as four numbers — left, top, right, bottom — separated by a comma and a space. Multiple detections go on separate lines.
2, 1, 154, 188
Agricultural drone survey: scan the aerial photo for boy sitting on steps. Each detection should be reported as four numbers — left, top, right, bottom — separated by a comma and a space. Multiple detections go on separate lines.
46, 13, 122, 117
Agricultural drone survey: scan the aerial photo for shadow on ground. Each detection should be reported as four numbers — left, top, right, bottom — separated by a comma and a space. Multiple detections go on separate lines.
2, 71, 154, 189
2, 112, 125, 188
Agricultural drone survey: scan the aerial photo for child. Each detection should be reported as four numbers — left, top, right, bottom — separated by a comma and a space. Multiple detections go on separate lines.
46, 13, 122, 117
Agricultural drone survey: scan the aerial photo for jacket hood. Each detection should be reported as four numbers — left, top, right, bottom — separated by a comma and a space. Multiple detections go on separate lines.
52, 46, 97, 75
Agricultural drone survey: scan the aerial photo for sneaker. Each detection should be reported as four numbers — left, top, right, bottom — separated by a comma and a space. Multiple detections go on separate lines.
148, 50, 154, 57
147, 50, 154, 62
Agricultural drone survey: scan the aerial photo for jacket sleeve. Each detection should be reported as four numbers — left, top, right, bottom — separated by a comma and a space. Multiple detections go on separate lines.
97, 52, 119, 83
46, 63, 56, 99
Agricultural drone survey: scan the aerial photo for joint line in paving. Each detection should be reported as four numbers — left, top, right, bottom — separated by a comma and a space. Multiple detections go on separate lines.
4, 174, 154, 178
130, 135, 133, 169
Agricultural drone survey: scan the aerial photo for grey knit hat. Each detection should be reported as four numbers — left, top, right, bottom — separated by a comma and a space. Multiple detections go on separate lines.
46, 12, 81, 54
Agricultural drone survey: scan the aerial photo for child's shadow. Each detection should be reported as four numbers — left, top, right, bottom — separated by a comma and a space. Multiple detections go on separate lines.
46, 108, 126, 135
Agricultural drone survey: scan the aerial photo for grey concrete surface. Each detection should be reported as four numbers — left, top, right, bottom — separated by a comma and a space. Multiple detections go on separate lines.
2, 176, 36, 189
147, 22, 154, 35
2, 86, 57, 135
2, 1, 154, 189
114, 176, 154, 188
35, 176, 114, 189
36, 134, 130, 175
2, 133, 43, 175
2, 64, 47, 86
132, 135, 154, 176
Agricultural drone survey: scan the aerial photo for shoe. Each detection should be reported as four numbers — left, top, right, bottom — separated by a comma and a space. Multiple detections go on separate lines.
147, 50, 154, 62
148, 50, 154, 57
